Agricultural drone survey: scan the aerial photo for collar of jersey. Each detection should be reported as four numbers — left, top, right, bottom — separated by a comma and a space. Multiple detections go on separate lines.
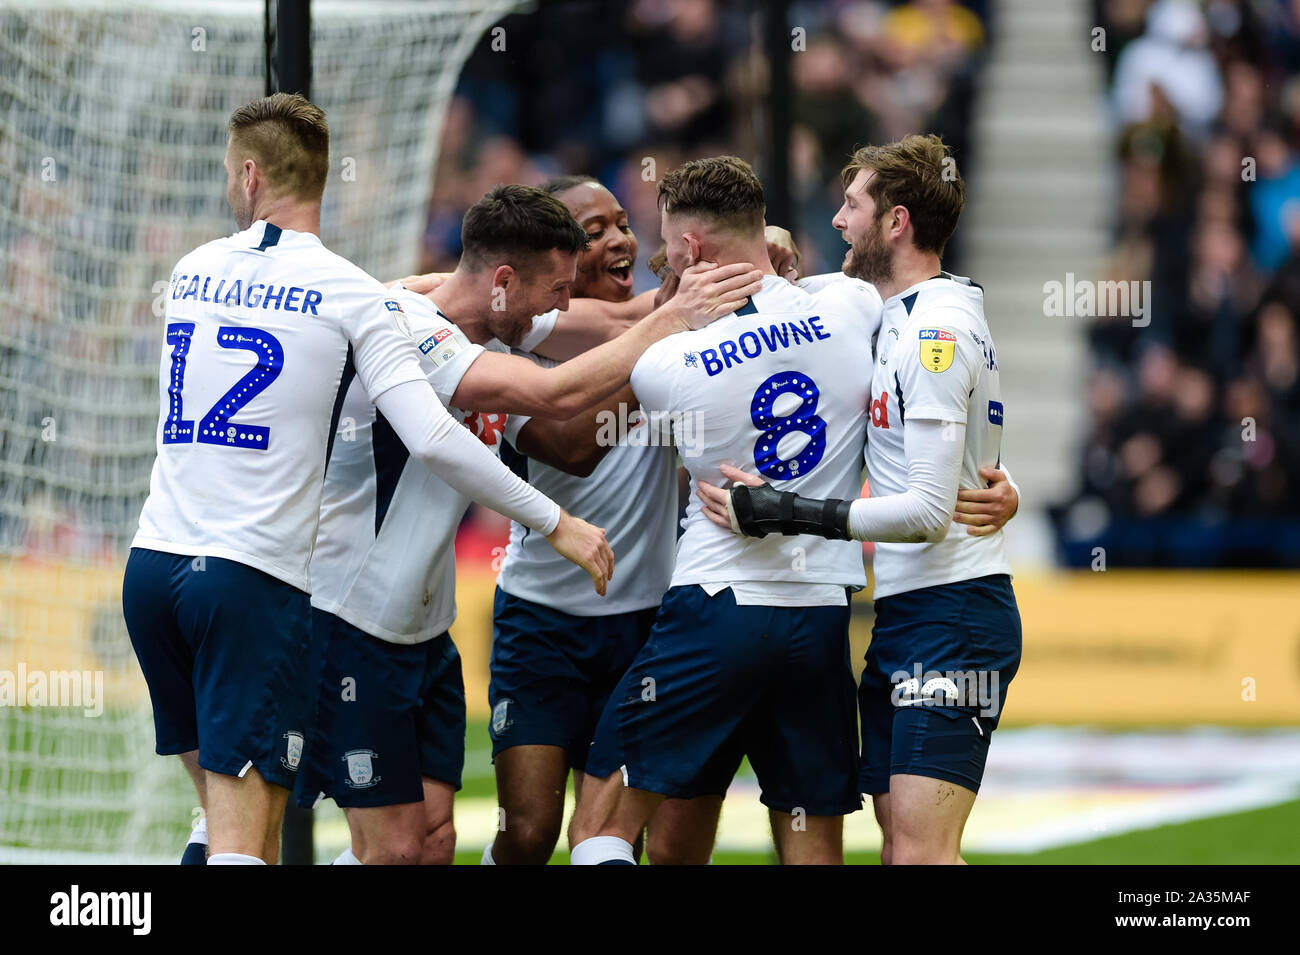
883, 272, 979, 308
246, 218, 321, 246
744, 272, 799, 307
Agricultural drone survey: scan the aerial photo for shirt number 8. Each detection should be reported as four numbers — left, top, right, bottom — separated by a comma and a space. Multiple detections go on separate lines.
750, 371, 826, 479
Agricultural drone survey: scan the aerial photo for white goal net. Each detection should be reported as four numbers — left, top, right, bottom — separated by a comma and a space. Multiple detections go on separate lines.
0, 0, 521, 863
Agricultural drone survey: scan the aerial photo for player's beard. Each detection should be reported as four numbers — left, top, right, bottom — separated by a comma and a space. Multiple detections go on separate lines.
490, 311, 532, 348
228, 183, 253, 232
843, 216, 894, 287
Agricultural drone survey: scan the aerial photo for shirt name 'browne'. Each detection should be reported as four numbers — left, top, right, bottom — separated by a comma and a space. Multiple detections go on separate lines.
694, 317, 832, 377
170, 273, 324, 314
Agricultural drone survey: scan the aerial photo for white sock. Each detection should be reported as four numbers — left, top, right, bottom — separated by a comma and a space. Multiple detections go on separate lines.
570, 836, 635, 866
480, 844, 496, 865
207, 852, 265, 865
188, 815, 208, 846
332, 847, 362, 865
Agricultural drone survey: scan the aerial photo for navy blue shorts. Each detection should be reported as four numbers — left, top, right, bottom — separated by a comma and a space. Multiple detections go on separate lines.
489, 588, 655, 772
297, 610, 465, 809
121, 547, 317, 789
586, 585, 861, 816
859, 574, 1021, 795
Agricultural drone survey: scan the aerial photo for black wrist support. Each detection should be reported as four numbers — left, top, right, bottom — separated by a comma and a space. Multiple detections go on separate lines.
730, 482, 853, 541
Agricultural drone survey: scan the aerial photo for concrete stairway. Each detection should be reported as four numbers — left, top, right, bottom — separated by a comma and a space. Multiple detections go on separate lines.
959, 0, 1113, 564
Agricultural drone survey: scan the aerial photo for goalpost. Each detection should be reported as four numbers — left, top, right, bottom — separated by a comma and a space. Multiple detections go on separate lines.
0, 0, 522, 863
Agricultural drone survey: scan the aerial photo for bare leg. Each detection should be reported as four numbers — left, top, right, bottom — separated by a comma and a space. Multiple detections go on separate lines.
568, 770, 662, 852
179, 750, 206, 809
205, 766, 288, 863
769, 810, 844, 865
887, 774, 976, 865
490, 745, 569, 864
345, 800, 425, 864
872, 791, 893, 865
421, 777, 456, 865
645, 796, 722, 865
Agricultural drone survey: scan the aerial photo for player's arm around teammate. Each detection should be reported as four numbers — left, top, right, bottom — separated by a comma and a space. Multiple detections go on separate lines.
697, 136, 1021, 865
444, 259, 763, 418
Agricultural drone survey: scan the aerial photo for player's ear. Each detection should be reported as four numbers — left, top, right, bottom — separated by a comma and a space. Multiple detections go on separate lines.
491, 264, 515, 290
890, 205, 909, 241
683, 233, 702, 266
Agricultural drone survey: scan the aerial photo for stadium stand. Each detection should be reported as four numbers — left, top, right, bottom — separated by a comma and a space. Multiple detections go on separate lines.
1052, 0, 1300, 566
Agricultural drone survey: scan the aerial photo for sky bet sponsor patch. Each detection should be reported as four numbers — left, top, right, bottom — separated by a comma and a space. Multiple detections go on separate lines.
417, 327, 463, 367
918, 328, 956, 373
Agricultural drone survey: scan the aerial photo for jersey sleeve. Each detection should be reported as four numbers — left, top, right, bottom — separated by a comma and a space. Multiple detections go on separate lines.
335, 277, 430, 403
387, 288, 485, 405
518, 308, 560, 353
894, 309, 981, 423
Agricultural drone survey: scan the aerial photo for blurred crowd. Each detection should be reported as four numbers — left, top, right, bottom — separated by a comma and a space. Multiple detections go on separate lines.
420, 0, 990, 282
1069, 0, 1300, 547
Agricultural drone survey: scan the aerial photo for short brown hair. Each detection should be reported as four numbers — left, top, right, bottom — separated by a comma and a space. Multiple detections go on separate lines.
227, 93, 329, 201
657, 156, 765, 235
841, 135, 965, 255
460, 184, 588, 272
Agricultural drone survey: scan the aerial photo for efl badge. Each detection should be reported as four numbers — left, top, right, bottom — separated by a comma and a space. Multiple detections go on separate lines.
386, 299, 413, 339
918, 328, 956, 373
344, 749, 379, 789
281, 731, 304, 772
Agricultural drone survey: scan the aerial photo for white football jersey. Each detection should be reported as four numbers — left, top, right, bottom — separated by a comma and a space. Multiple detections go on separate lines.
631, 274, 882, 597
498, 350, 678, 617
132, 221, 428, 591
866, 274, 1012, 599
309, 289, 510, 644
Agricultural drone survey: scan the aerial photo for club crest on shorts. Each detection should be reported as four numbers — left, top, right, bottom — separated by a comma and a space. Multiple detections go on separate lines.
281, 731, 304, 771
491, 698, 513, 737
343, 749, 380, 789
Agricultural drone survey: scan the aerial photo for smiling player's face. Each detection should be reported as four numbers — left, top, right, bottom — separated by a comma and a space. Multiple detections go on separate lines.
556, 183, 638, 303
489, 247, 577, 346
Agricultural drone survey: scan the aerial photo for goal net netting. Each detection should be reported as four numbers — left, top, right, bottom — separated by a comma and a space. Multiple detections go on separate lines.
0, 0, 520, 863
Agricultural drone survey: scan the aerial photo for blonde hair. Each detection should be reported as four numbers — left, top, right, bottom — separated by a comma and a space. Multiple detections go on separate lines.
227, 92, 329, 201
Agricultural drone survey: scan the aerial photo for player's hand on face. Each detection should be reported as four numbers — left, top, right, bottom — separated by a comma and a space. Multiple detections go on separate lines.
764, 226, 801, 283
697, 463, 764, 532
653, 263, 680, 310
388, 272, 451, 295
954, 466, 1019, 537
545, 510, 614, 596
671, 261, 765, 329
